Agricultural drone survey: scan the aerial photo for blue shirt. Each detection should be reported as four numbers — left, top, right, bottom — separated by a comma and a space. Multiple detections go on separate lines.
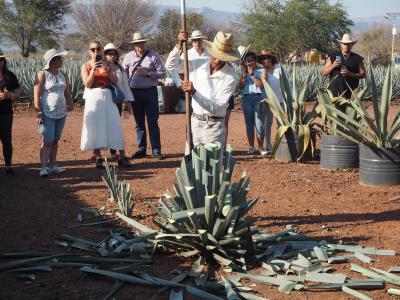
242, 68, 263, 95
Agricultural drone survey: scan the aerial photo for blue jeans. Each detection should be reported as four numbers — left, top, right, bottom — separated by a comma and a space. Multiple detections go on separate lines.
42, 114, 66, 143
241, 94, 264, 143
131, 87, 161, 154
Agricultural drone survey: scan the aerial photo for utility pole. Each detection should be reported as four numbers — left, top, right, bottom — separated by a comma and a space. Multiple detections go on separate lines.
385, 13, 400, 63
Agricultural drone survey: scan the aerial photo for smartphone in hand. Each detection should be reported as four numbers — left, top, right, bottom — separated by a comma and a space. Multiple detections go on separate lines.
95, 54, 102, 62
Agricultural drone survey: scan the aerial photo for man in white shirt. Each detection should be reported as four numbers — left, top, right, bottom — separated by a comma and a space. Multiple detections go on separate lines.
169, 30, 208, 88
166, 31, 239, 150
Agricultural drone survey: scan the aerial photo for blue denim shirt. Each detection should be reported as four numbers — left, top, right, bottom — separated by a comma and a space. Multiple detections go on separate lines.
242, 68, 263, 95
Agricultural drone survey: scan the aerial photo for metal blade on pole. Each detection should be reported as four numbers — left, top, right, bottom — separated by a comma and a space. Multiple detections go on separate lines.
181, 0, 193, 151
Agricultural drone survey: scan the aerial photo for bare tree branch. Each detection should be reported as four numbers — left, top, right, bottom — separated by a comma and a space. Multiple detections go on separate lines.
73, 0, 155, 49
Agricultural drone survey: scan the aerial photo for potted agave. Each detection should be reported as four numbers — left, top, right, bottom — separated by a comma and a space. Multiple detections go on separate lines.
260, 67, 318, 162
317, 89, 365, 170
318, 66, 400, 186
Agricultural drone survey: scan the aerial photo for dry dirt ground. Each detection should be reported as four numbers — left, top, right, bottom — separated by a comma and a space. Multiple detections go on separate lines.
0, 105, 399, 300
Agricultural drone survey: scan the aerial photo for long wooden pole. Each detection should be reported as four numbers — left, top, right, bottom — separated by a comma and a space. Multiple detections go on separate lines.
181, 0, 193, 151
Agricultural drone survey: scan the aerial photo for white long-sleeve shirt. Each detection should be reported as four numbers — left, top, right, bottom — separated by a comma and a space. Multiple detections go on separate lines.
168, 47, 209, 88
166, 46, 238, 117
115, 68, 134, 102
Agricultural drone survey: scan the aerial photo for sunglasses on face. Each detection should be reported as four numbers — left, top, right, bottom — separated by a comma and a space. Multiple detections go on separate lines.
89, 47, 101, 52
105, 52, 117, 56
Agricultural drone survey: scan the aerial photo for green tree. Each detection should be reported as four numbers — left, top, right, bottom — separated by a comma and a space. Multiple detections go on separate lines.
151, 9, 208, 55
0, 0, 71, 57
238, 0, 353, 62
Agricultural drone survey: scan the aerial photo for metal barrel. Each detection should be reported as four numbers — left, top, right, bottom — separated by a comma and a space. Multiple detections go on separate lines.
275, 129, 298, 163
359, 144, 400, 187
320, 135, 359, 170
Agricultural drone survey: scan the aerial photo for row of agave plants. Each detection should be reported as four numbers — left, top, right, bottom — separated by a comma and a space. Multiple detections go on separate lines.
7, 57, 400, 102
261, 64, 400, 187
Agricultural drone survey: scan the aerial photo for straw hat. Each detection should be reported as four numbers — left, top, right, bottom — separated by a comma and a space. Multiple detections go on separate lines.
237, 45, 251, 61
43, 48, 68, 69
129, 32, 149, 44
0, 49, 5, 58
104, 43, 120, 54
190, 30, 204, 40
203, 31, 240, 62
337, 33, 357, 44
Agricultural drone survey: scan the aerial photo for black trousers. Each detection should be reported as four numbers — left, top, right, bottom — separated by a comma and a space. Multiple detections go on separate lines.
0, 114, 13, 166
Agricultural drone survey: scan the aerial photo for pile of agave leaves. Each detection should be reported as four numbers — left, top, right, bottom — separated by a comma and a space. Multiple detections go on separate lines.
1, 143, 400, 299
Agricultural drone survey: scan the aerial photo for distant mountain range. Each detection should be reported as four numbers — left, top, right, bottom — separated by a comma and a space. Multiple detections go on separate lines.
3, 5, 398, 53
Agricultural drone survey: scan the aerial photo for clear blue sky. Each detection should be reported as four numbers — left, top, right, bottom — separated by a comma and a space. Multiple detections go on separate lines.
157, 0, 400, 19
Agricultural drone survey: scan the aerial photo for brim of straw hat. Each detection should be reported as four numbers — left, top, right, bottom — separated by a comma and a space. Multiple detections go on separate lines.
104, 47, 120, 55
203, 40, 240, 62
239, 45, 251, 61
44, 50, 68, 70
337, 38, 357, 44
129, 38, 148, 44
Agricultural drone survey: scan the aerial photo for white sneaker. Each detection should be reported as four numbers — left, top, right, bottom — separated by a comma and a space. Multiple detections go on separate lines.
39, 168, 49, 177
258, 147, 268, 156
49, 165, 66, 174
247, 146, 255, 154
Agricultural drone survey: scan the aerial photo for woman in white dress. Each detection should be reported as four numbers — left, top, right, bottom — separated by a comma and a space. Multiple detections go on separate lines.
80, 41, 126, 168
34, 49, 74, 177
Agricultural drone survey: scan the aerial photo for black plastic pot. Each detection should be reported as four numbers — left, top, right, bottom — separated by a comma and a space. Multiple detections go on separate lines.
320, 135, 359, 170
359, 145, 400, 187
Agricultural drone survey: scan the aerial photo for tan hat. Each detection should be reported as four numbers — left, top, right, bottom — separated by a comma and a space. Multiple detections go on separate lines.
237, 45, 251, 61
129, 32, 149, 44
203, 31, 240, 62
104, 43, 120, 54
337, 33, 357, 44
190, 30, 204, 40
43, 48, 68, 69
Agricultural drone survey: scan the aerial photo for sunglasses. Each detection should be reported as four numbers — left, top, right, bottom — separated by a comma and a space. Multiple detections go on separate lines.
105, 52, 117, 56
89, 47, 101, 52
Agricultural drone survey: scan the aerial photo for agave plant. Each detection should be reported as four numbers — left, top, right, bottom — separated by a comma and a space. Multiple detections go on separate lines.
317, 87, 366, 136
150, 143, 258, 271
260, 65, 319, 161
318, 65, 400, 149
102, 160, 134, 217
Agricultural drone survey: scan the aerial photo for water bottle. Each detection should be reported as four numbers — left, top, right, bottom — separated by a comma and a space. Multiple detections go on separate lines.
36, 124, 45, 134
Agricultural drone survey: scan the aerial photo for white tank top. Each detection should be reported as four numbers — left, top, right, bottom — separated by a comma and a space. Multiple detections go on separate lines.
40, 70, 67, 119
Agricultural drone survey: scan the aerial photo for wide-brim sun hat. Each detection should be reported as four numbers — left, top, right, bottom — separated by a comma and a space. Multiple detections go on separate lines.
337, 33, 357, 44
129, 32, 149, 44
237, 45, 251, 61
203, 31, 240, 62
104, 43, 120, 54
190, 30, 204, 40
258, 49, 277, 59
43, 48, 68, 69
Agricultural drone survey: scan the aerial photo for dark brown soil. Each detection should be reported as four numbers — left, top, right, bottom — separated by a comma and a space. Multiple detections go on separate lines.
0, 106, 399, 299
